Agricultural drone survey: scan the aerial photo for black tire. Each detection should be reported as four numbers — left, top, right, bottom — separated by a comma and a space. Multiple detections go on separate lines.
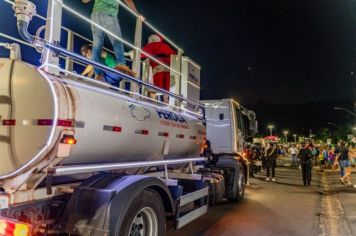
118, 189, 166, 236
236, 164, 246, 202
228, 164, 246, 202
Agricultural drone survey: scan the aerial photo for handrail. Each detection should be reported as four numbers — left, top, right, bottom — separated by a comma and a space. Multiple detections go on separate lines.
0, 29, 203, 116
44, 41, 205, 110
0, 30, 203, 115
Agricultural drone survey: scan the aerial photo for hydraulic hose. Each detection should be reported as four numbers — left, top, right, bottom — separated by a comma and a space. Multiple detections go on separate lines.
13, 0, 37, 43
16, 20, 35, 43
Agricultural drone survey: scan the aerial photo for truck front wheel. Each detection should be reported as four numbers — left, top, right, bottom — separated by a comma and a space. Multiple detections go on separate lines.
228, 164, 246, 202
119, 189, 166, 236
236, 165, 246, 201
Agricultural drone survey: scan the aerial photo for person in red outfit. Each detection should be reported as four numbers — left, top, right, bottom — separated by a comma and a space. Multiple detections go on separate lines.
141, 34, 176, 101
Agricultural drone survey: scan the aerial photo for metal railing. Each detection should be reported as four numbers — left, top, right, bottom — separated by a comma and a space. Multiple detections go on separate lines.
1, 0, 204, 116
43, 42, 204, 109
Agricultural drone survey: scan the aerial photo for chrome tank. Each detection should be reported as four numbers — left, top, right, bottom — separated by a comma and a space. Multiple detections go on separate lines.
0, 59, 205, 179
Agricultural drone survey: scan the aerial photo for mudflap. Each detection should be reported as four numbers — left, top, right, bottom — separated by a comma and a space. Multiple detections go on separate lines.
56, 173, 174, 236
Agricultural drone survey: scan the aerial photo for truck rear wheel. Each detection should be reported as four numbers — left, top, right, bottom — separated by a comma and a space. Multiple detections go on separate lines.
119, 189, 166, 236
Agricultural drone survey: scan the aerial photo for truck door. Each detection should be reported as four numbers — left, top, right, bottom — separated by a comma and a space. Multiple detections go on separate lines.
232, 104, 245, 153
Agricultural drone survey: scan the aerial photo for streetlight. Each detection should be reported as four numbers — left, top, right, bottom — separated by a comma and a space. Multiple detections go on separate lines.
283, 130, 289, 143
334, 107, 356, 117
267, 125, 274, 136
293, 134, 297, 143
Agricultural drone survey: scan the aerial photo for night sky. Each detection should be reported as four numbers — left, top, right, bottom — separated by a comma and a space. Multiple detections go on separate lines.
136, 0, 356, 103
1, 0, 355, 136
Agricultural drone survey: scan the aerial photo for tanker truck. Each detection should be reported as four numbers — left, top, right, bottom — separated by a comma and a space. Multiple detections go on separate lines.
0, 0, 257, 235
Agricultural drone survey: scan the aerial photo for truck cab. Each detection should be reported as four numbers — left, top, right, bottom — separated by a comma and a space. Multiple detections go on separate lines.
203, 99, 258, 156
0, 1, 259, 235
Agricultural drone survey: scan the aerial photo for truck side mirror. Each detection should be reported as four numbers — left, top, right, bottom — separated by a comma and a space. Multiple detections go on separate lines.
249, 120, 258, 135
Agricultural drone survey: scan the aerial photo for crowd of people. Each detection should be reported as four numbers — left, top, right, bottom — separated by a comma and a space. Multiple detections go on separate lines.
245, 141, 356, 187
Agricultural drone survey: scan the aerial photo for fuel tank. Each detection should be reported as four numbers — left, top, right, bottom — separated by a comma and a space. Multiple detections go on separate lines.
0, 58, 205, 179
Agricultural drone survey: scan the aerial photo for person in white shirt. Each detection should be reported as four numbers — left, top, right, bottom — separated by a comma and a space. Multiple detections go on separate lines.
289, 145, 298, 166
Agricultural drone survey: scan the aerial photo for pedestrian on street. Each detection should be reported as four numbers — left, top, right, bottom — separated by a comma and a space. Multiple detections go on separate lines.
333, 143, 344, 177
261, 145, 267, 171
334, 141, 353, 186
328, 148, 335, 166
265, 143, 278, 182
289, 145, 298, 166
298, 142, 313, 186
311, 145, 319, 166
321, 147, 328, 169
245, 145, 254, 177
253, 145, 263, 173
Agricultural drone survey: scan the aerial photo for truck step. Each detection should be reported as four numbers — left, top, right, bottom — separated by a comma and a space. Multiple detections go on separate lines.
176, 187, 209, 229
176, 205, 208, 229
179, 187, 209, 207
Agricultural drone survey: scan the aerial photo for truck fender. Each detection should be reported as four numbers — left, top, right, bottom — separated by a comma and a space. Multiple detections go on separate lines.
59, 173, 174, 235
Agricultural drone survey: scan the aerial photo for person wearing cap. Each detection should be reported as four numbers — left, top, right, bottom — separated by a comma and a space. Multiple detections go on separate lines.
141, 34, 176, 102
298, 142, 313, 186
82, 0, 141, 80
265, 143, 278, 182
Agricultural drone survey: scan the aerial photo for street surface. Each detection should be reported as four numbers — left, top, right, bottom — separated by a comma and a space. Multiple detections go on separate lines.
167, 163, 356, 236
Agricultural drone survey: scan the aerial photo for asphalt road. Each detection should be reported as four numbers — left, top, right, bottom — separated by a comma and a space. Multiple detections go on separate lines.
167, 164, 356, 236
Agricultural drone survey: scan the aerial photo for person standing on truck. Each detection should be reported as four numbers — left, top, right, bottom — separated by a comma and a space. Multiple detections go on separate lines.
265, 143, 278, 182
298, 142, 313, 186
82, 0, 141, 80
141, 34, 176, 102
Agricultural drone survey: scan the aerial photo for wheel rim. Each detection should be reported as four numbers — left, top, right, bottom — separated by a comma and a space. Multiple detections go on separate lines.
238, 169, 245, 196
129, 207, 158, 236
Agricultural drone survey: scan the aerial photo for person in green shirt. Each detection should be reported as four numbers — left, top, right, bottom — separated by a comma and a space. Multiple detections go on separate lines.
82, 0, 140, 81
81, 44, 127, 86
80, 44, 116, 77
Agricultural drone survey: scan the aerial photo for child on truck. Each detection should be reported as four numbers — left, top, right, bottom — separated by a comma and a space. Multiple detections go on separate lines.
80, 44, 128, 88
